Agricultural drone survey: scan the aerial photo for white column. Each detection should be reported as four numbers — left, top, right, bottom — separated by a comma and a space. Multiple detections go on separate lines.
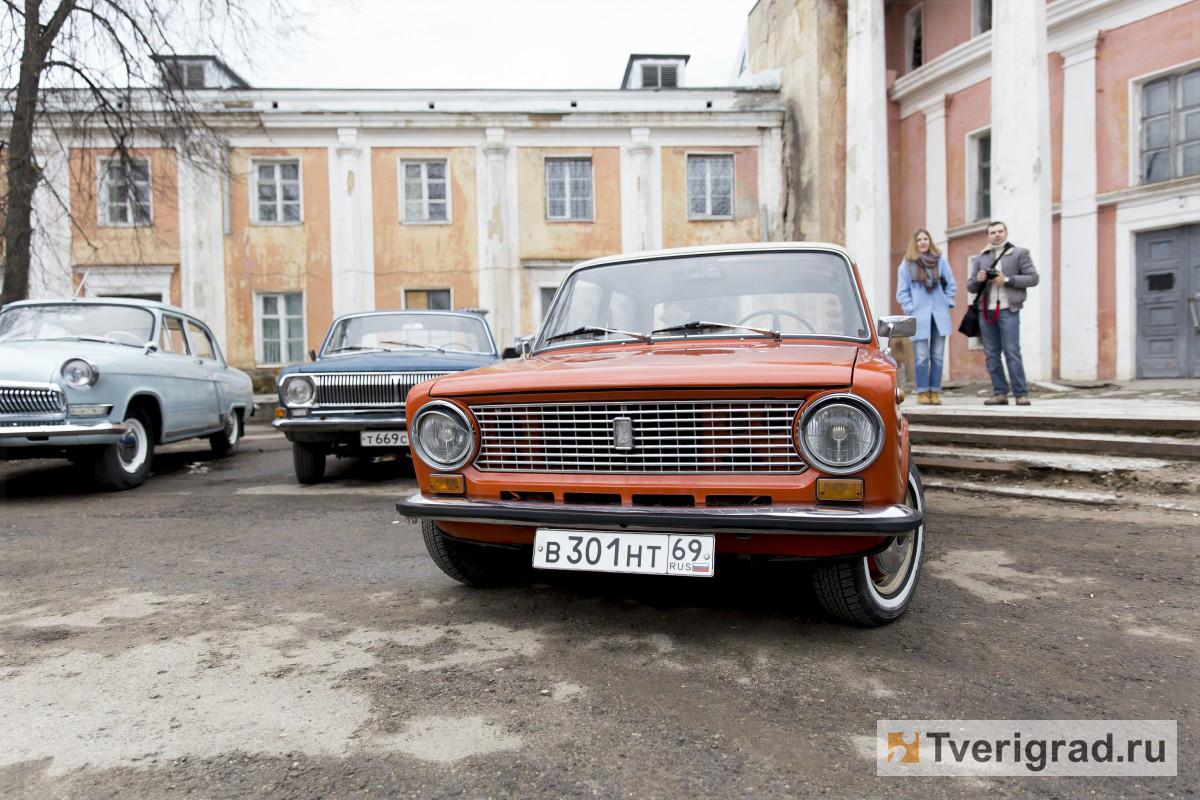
177, 143, 228, 347
480, 127, 515, 346
29, 134, 73, 299
628, 127, 653, 253
845, 0, 891, 323
329, 127, 375, 318
991, 0, 1053, 381
920, 95, 950, 380
1057, 34, 1100, 380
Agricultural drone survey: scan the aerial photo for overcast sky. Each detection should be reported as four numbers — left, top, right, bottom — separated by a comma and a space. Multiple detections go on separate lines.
234, 0, 758, 90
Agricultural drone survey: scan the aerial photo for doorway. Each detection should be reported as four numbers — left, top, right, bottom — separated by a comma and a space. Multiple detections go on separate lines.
1135, 225, 1199, 378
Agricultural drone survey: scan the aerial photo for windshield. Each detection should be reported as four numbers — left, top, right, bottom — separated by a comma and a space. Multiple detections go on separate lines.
537, 251, 870, 349
0, 303, 155, 345
322, 313, 493, 355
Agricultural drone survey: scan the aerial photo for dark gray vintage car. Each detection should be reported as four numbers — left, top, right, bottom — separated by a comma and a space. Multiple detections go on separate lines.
273, 310, 499, 483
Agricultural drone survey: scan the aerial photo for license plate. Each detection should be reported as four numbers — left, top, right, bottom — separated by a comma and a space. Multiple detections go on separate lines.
360, 430, 409, 447
533, 529, 715, 578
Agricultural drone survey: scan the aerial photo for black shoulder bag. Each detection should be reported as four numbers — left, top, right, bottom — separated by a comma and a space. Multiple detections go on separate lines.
958, 257, 985, 337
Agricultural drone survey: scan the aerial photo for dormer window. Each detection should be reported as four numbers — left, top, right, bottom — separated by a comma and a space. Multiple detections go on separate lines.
621, 55, 689, 90
152, 55, 250, 90
642, 63, 678, 89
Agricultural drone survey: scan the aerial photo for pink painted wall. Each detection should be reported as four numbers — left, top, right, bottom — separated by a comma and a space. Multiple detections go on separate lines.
885, 1, 975, 76
1049, 52, 1064, 205
889, 112, 926, 315
946, 231, 989, 382
1095, 0, 1200, 194
944, 79, 991, 229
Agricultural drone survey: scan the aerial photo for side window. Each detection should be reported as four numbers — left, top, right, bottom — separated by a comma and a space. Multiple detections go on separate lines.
186, 320, 217, 361
163, 316, 189, 354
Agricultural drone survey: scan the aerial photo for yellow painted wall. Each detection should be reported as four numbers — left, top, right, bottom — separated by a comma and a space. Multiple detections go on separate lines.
69, 147, 180, 268
661, 147, 761, 248
223, 147, 332, 368
371, 147, 478, 311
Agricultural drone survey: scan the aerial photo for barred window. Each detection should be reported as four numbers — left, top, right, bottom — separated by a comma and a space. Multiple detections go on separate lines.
402, 160, 449, 222
687, 154, 735, 218
99, 157, 152, 226
405, 289, 451, 310
254, 161, 302, 224
546, 158, 594, 221
258, 292, 304, 364
1142, 67, 1200, 184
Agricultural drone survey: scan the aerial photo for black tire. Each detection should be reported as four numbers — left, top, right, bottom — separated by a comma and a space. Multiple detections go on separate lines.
811, 464, 926, 626
209, 409, 241, 457
93, 407, 155, 490
421, 520, 525, 587
292, 442, 327, 484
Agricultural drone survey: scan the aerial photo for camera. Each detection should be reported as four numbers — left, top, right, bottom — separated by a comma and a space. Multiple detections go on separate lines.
985, 268, 999, 281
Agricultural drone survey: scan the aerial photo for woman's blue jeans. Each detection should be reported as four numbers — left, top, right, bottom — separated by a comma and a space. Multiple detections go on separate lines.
912, 319, 945, 392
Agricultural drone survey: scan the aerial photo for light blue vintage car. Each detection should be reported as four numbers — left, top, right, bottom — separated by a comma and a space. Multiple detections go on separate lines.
0, 297, 254, 490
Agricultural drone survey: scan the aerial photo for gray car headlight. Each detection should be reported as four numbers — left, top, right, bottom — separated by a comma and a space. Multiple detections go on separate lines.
61, 358, 98, 389
798, 395, 884, 475
282, 375, 315, 406
412, 402, 475, 469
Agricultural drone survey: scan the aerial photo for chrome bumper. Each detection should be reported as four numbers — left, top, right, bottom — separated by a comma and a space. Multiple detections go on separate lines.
396, 493, 922, 536
0, 420, 127, 441
274, 414, 408, 434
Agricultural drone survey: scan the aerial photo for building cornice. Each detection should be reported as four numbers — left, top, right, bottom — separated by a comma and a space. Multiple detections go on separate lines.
1096, 176, 1200, 208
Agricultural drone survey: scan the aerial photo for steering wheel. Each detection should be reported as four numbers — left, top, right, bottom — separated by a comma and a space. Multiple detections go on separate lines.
106, 330, 146, 345
441, 341, 474, 351
737, 309, 816, 334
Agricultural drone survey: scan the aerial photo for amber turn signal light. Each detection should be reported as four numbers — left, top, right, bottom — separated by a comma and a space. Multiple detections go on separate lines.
274, 407, 286, 418
895, 388, 905, 405
429, 473, 465, 494
816, 478, 864, 502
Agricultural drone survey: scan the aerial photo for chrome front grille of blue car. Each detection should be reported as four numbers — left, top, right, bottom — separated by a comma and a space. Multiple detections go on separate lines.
0, 384, 67, 417
312, 372, 449, 408
471, 400, 807, 473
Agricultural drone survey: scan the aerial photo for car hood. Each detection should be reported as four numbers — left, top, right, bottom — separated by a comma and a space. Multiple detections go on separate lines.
429, 341, 861, 396
0, 339, 146, 384
282, 349, 498, 376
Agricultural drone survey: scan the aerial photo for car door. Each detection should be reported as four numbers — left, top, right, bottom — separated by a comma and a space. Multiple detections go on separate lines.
153, 314, 216, 436
184, 318, 225, 430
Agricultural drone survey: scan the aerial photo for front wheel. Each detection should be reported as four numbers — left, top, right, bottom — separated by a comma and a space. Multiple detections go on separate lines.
93, 407, 155, 490
209, 410, 241, 457
810, 464, 926, 626
292, 442, 327, 484
422, 520, 525, 587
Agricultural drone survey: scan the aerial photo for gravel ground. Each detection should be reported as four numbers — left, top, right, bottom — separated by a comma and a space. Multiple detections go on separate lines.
0, 430, 1195, 798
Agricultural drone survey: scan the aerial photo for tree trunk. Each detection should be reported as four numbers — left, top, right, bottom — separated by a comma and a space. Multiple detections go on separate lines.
2, 0, 45, 305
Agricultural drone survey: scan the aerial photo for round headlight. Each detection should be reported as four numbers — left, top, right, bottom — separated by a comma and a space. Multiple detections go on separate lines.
799, 396, 884, 474
61, 358, 98, 389
412, 402, 475, 469
282, 375, 315, 406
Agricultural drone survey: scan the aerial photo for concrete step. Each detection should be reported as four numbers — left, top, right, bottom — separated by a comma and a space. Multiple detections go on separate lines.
912, 445, 1174, 475
909, 424, 1200, 460
902, 406, 1199, 435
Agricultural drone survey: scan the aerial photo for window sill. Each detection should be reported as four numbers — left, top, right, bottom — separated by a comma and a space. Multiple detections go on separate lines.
252, 220, 305, 227
687, 215, 736, 222
400, 219, 453, 226
99, 222, 154, 228
545, 217, 595, 224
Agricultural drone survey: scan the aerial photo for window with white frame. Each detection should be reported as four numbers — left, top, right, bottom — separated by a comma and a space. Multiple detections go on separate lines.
540, 286, 558, 319
401, 159, 449, 222
258, 292, 304, 364
687, 154, 735, 218
99, 157, 152, 226
254, 161, 302, 224
905, 5, 924, 73
405, 288, 451, 310
974, 0, 992, 35
1141, 66, 1200, 184
968, 130, 991, 222
545, 158, 594, 221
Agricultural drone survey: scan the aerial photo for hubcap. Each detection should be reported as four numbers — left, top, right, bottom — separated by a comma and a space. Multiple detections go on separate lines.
224, 413, 238, 444
869, 475, 922, 595
118, 418, 148, 474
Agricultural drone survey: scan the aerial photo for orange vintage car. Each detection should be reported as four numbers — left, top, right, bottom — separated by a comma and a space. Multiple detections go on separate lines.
396, 243, 924, 626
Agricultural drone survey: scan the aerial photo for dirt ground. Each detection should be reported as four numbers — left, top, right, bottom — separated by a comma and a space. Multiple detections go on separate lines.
0, 430, 1195, 798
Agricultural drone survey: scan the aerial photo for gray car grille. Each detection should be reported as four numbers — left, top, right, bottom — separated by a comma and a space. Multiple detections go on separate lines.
312, 372, 449, 408
471, 400, 806, 473
0, 384, 67, 416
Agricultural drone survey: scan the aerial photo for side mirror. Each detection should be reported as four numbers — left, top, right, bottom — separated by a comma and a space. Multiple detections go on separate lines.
503, 334, 533, 359
876, 315, 917, 355
143, 341, 159, 354
309, 349, 317, 362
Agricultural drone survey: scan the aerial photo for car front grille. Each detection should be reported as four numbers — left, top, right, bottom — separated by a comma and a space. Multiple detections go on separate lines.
471, 400, 806, 473
312, 372, 449, 408
0, 384, 67, 417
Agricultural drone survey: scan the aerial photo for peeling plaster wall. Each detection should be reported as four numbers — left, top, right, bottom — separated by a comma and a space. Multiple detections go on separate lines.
516, 147, 622, 261
223, 147, 331, 369
370, 147, 478, 312
885, 0, 973, 74
660, 146, 760, 248
889, 111, 925, 310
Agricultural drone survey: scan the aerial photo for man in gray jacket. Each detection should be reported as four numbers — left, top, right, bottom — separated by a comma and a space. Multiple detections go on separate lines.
967, 220, 1040, 405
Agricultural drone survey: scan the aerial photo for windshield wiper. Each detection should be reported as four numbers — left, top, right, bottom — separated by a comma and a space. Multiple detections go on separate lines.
378, 340, 444, 353
327, 345, 385, 354
651, 320, 781, 341
545, 325, 653, 344
47, 335, 141, 347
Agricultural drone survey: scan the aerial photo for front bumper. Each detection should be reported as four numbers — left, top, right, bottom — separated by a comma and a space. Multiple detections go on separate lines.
0, 420, 128, 448
397, 493, 922, 536
274, 413, 408, 437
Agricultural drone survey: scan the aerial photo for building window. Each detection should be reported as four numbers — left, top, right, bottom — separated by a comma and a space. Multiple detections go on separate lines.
540, 286, 558, 319
254, 161, 302, 224
687, 154, 735, 219
1141, 67, 1200, 184
545, 158, 594, 221
974, 0, 992, 35
258, 292, 304, 364
641, 63, 678, 89
98, 157, 152, 226
405, 289, 451, 310
905, 5, 924, 73
968, 130, 991, 222
401, 159, 449, 222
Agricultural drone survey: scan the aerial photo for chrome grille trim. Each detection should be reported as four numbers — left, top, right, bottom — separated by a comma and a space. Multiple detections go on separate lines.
0, 383, 67, 417
471, 400, 806, 473
311, 372, 448, 408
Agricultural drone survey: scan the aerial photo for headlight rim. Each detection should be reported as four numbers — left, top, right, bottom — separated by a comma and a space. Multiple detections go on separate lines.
411, 400, 477, 471
281, 374, 316, 407
60, 358, 99, 389
797, 393, 885, 476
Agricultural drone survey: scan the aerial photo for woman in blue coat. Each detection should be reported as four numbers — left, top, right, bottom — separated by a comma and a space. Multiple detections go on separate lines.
895, 228, 957, 405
